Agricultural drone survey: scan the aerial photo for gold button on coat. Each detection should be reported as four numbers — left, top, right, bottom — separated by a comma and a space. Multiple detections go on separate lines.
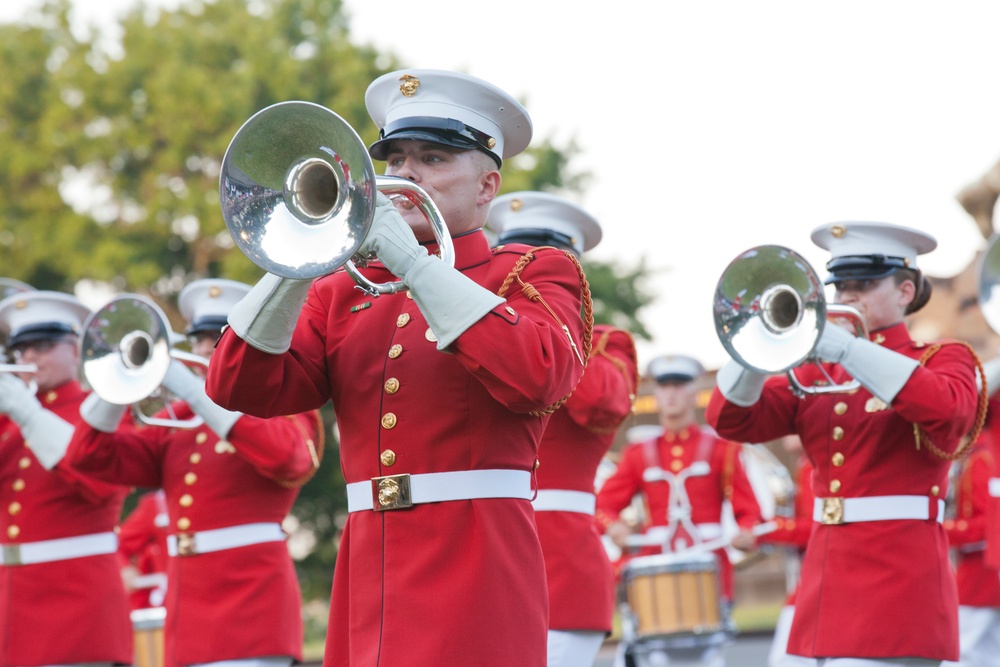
177, 517, 191, 531
931, 485, 940, 496
381, 413, 397, 429
670, 460, 683, 472
17, 457, 30, 470
388, 344, 403, 359
832, 426, 845, 441
384, 378, 400, 394
670, 445, 683, 457
396, 313, 411, 327
832, 452, 845, 467
8, 501, 21, 516
184, 472, 197, 485
196, 433, 208, 445
12, 479, 25, 492
179, 494, 194, 507
189, 453, 202, 464
830, 480, 842, 493
215, 441, 236, 454
44, 391, 57, 404
834, 402, 848, 415
7, 525, 19, 539
380, 450, 396, 466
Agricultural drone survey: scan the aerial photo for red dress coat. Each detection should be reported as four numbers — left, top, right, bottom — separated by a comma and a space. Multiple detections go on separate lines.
66, 402, 320, 667
205, 231, 587, 667
706, 323, 979, 661
118, 488, 169, 609
594, 424, 763, 600
944, 439, 1000, 608
535, 324, 638, 633
756, 457, 814, 605
0, 380, 132, 667
982, 399, 1000, 570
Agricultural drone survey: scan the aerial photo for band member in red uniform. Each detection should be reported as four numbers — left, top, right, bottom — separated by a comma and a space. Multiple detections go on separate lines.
0, 291, 132, 667
118, 488, 169, 610
66, 279, 322, 667
490, 191, 639, 667
942, 409, 1000, 667
596, 354, 762, 667
707, 221, 983, 666
756, 435, 817, 667
204, 70, 588, 667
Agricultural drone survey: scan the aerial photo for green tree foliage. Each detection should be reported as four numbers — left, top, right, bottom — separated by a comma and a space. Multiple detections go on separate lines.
0, 0, 656, 606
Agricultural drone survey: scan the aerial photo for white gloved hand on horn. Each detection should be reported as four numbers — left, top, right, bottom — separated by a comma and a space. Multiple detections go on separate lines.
0, 374, 74, 470
815, 323, 918, 404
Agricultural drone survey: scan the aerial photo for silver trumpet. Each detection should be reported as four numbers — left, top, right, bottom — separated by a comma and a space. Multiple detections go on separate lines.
713, 245, 868, 395
80, 295, 207, 429
219, 101, 454, 296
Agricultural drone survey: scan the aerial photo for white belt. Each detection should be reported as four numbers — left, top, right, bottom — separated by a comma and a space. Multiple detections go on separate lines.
813, 496, 945, 525
531, 489, 596, 514
0, 531, 117, 566
989, 478, 1000, 497
167, 522, 284, 557
643, 522, 723, 542
346, 469, 532, 513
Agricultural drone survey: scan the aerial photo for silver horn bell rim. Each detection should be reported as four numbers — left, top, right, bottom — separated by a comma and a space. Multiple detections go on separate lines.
80, 295, 173, 405
714, 245, 826, 374
219, 101, 454, 290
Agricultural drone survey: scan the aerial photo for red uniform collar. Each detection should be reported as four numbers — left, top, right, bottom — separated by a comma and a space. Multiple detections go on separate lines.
421, 229, 493, 271
868, 321, 911, 350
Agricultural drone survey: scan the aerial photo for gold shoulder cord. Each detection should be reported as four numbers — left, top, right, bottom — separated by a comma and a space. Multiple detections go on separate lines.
496, 247, 594, 416
913, 342, 988, 461
587, 326, 640, 435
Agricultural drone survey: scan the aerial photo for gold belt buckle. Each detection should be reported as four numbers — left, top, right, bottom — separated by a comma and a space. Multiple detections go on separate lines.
821, 497, 845, 525
176, 532, 197, 556
2, 544, 21, 566
372, 474, 412, 511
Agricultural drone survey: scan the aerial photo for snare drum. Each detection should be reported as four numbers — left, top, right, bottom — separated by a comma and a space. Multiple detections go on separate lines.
131, 606, 167, 667
620, 552, 729, 648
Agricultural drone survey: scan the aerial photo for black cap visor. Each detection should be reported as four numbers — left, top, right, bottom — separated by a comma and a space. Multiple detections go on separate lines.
8, 323, 78, 349
498, 229, 578, 256
369, 116, 501, 167
654, 373, 696, 385
824, 255, 908, 284
185, 316, 228, 336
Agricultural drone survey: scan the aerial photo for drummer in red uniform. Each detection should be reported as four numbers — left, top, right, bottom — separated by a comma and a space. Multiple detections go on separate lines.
66, 279, 322, 667
707, 221, 983, 666
203, 70, 588, 666
596, 354, 762, 667
0, 291, 132, 667
942, 399, 1000, 667
489, 191, 639, 667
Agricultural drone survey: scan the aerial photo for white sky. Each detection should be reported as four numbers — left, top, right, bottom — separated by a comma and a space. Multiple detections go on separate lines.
4, 0, 1000, 369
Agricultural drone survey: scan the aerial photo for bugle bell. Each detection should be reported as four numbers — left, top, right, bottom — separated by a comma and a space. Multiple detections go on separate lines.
219, 101, 454, 295
80, 295, 207, 429
713, 245, 868, 395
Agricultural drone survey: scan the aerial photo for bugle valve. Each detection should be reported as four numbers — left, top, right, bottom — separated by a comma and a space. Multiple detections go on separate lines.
80, 295, 207, 429
219, 101, 454, 296
713, 245, 868, 395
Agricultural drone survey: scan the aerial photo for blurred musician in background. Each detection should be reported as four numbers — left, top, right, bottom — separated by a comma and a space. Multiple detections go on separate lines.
708, 221, 984, 666
118, 488, 170, 611
490, 191, 639, 667
66, 279, 322, 667
204, 69, 588, 666
0, 291, 132, 666
596, 354, 762, 667
755, 435, 817, 667
942, 397, 1000, 667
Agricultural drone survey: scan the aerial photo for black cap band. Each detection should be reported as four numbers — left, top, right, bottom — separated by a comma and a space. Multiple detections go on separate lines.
8, 323, 78, 349
824, 254, 909, 284
185, 316, 228, 336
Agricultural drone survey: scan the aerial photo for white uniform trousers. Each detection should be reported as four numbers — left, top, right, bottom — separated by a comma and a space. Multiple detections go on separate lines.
941, 605, 1000, 667
769, 606, 819, 667
547, 630, 605, 667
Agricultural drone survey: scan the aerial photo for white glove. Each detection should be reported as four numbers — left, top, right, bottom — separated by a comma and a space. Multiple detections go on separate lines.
356, 193, 428, 278
79, 393, 129, 433
162, 360, 242, 439
358, 193, 503, 349
715, 359, 766, 407
815, 323, 918, 404
227, 273, 312, 354
0, 374, 73, 470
